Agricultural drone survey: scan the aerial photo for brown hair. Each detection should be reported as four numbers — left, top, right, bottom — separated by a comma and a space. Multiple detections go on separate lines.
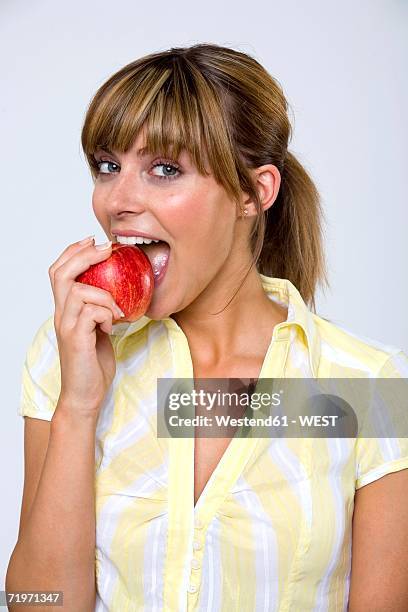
81, 43, 329, 311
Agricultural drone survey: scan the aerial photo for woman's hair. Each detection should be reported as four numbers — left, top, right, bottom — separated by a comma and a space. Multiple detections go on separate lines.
81, 43, 329, 311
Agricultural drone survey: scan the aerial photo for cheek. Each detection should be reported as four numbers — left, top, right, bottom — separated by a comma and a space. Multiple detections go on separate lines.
164, 191, 201, 223
165, 187, 233, 244
92, 190, 109, 226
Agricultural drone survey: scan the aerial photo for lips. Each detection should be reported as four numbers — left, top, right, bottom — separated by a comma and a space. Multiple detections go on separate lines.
111, 229, 164, 241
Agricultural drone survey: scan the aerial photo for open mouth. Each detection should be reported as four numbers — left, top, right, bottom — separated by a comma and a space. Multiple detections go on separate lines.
114, 237, 171, 287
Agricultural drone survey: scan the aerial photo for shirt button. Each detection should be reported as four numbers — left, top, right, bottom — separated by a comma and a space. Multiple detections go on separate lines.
192, 540, 202, 551
194, 518, 203, 529
191, 558, 200, 570
188, 583, 198, 594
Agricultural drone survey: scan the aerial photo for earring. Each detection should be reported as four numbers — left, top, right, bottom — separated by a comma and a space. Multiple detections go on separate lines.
242, 206, 249, 216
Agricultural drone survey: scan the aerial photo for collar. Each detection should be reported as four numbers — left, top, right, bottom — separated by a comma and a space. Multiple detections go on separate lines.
111, 274, 321, 378
259, 274, 321, 378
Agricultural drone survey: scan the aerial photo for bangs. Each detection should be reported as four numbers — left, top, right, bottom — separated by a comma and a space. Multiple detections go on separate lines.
81, 55, 241, 202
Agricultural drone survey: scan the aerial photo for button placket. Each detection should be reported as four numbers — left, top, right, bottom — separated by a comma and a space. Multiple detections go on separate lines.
191, 558, 200, 570
192, 539, 202, 551
194, 516, 204, 529
187, 516, 205, 597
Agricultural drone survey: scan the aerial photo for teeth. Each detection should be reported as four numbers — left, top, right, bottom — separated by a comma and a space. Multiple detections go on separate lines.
116, 235, 160, 245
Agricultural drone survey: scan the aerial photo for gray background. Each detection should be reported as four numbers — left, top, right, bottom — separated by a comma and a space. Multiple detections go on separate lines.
1, 0, 407, 585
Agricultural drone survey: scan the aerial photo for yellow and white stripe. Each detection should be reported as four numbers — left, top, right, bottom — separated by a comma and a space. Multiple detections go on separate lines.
18, 274, 408, 611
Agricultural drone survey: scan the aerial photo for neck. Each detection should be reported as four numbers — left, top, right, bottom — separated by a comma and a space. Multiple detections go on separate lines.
170, 267, 288, 366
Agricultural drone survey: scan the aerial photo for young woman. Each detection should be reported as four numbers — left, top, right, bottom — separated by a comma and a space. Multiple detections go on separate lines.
7, 43, 408, 611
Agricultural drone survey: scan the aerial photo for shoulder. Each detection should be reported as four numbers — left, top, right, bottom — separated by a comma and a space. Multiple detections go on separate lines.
311, 313, 407, 377
19, 315, 60, 420
311, 314, 408, 377
23, 314, 59, 371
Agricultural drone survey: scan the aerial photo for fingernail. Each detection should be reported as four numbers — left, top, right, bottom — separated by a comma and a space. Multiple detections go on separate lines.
79, 235, 95, 245
114, 303, 126, 318
95, 240, 112, 251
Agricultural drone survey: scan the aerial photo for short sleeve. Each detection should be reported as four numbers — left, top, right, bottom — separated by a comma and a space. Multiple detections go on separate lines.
18, 315, 61, 421
355, 350, 408, 489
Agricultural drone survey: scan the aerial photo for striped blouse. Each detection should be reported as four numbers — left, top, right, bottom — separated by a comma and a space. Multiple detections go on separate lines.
18, 274, 408, 611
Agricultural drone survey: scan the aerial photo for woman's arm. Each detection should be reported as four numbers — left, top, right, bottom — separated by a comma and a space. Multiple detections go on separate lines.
7, 238, 121, 611
348, 469, 408, 611
6, 402, 99, 612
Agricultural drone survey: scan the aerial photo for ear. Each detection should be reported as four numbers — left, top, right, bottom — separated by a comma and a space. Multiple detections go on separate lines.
241, 164, 281, 215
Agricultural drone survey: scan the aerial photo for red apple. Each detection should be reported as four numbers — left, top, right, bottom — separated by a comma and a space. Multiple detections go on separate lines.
75, 243, 154, 321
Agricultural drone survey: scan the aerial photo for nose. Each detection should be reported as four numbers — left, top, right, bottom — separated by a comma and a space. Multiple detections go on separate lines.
104, 169, 147, 217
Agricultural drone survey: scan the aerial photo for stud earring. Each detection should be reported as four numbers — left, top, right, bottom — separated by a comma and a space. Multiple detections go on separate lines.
241, 206, 249, 216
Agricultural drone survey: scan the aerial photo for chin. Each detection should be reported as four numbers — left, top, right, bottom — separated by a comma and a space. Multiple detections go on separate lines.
144, 298, 174, 321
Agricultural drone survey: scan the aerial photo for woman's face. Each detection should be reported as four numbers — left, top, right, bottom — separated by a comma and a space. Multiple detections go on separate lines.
92, 130, 251, 320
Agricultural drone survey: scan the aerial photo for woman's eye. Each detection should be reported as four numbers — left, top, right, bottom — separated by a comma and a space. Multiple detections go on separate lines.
151, 162, 181, 180
93, 157, 181, 180
96, 160, 120, 174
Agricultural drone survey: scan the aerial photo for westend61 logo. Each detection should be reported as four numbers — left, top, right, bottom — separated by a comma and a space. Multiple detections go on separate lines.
156, 377, 408, 439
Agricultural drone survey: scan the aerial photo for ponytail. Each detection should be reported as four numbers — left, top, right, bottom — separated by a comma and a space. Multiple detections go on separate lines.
254, 152, 329, 312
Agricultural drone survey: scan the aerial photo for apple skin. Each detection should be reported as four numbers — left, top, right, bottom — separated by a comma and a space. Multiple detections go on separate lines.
75, 243, 154, 322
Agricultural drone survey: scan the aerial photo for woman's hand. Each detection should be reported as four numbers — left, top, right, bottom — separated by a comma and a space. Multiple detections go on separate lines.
48, 236, 125, 416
